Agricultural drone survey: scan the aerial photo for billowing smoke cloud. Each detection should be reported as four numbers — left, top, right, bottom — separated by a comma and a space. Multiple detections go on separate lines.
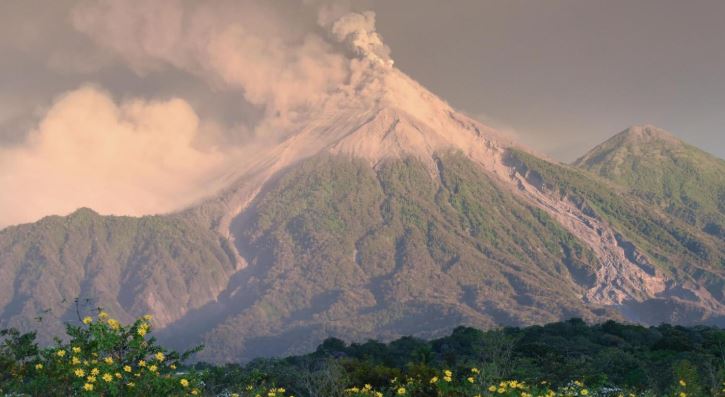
0, 86, 227, 227
71, 0, 351, 120
329, 11, 393, 67
0, 0, 394, 227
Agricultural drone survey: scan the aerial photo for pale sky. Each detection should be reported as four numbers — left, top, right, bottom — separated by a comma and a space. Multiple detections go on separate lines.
372, 0, 725, 161
0, 0, 723, 226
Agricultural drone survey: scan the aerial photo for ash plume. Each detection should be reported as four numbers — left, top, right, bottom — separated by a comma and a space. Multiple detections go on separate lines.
0, 0, 395, 227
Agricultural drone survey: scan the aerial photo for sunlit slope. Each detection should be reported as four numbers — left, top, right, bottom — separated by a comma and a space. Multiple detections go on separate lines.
574, 125, 725, 238
510, 148, 725, 324
194, 153, 615, 361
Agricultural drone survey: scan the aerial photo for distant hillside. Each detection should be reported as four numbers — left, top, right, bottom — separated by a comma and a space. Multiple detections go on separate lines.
0, 209, 239, 341
574, 124, 725, 239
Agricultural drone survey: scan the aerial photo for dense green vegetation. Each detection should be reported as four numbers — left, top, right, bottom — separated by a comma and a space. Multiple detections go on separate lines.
509, 148, 724, 288
196, 154, 613, 361
1, 312, 204, 396
5, 315, 725, 396
0, 209, 238, 345
198, 318, 725, 396
574, 126, 725, 238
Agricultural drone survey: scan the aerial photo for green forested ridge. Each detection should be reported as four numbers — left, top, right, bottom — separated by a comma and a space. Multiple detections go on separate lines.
574, 126, 725, 240
0, 209, 237, 343
195, 319, 725, 397
510, 148, 725, 279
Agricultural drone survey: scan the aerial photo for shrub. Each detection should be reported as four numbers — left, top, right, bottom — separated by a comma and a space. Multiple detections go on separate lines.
0, 311, 202, 396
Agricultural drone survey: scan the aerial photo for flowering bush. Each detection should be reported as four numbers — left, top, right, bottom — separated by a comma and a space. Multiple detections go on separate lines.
0, 311, 203, 396
5, 317, 725, 397
342, 369, 619, 397
222, 386, 291, 397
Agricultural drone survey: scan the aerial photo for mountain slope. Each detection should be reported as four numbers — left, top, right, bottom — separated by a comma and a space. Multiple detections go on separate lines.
1, 61, 724, 362
574, 125, 725, 238
160, 153, 624, 361
510, 148, 725, 322
0, 209, 239, 342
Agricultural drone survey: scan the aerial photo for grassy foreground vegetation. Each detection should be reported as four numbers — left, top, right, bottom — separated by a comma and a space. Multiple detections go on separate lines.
4, 314, 725, 396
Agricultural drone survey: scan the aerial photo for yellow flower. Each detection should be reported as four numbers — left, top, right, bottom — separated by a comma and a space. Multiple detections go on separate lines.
86, 376, 96, 383
127, 382, 135, 387
102, 373, 113, 382
180, 378, 190, 387
155, 352, 165, 362
56, 350, 66, 357
231, 394, 239, 397
467, 377, 475, 383
192, 389, 199, 395
396, 387, 406, 395
679, 393, 687, 397
115, 372, 122, 379
90, 368, 100, 376
170, 364, 177, 370
497, 387, 506, 394
83, 383, 94, 391
138, 360, 146, 367
471, 367, 480, 374
581, 390, 589, 396
143, 314, 153, 321
82, 316, 93, 325
137, 327, 147, 337
74, 368, 86, 377
429, 376, 438, 384
148, 365, 158, 372
108, 319, 120, 330
72, 356, 81, 365
443, 376, 452, 382
98, 311, 109, 320
35, 363, 43, 370
123, 365, 132, 372
444, 369, 452, 377
488, 385, 497, 392
72, 346, 81, 353
680, 380, 687, 387
104, 357, 114, 365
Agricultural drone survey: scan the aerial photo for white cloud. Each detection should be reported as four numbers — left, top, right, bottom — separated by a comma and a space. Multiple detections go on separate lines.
0, 86, 226, 227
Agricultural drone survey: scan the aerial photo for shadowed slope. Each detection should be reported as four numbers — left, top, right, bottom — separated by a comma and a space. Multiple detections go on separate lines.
0, 208, 238, 342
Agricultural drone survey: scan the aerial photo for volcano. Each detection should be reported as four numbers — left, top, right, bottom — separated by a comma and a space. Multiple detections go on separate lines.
1, 56, 723, 362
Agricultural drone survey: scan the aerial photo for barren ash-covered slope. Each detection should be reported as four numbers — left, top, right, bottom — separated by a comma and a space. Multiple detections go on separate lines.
1, 57, 724, 362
